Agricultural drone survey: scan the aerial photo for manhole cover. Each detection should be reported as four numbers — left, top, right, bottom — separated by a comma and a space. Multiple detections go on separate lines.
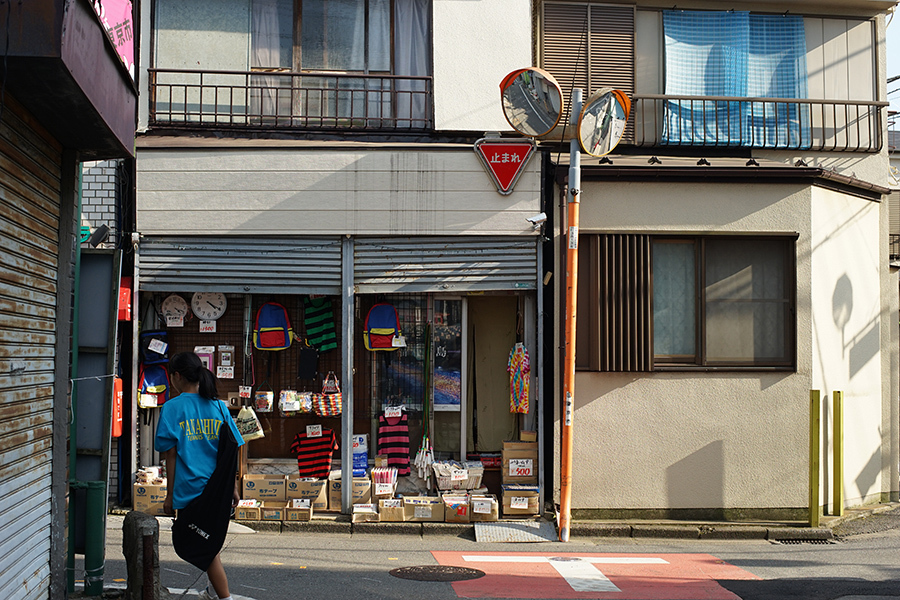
390, 565, 486, 582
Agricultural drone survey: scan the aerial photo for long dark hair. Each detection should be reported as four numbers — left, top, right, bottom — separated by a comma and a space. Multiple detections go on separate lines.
168, 351, 218, 400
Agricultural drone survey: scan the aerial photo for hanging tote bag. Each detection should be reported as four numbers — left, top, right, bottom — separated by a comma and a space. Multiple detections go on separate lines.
313, 371, 342, 417
171, 402, 239, 572
234, 405, 265, 441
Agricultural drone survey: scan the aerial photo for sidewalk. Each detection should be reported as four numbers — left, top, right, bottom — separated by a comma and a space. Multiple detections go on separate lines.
113, 502, 900, 541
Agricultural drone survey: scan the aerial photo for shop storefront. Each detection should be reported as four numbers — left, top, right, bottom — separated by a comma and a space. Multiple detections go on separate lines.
131, 231, 544, 523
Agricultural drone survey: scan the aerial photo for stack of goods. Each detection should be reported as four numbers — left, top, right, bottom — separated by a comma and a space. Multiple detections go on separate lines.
371, 466, 398, 499
501, 484, 540, 517
352, 434, 369, 477
432, 460, 484, 491
133, 467, 168, 516
501, 441, 538, 517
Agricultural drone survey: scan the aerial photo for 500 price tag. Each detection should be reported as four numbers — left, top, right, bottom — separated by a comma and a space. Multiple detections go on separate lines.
508, 458, 533, 478
385, 406, 402, 419
306, 425, 322, 438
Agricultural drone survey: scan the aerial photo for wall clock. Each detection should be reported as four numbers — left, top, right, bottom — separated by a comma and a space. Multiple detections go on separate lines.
191, 292, 228, 321
161, 294, 189, 320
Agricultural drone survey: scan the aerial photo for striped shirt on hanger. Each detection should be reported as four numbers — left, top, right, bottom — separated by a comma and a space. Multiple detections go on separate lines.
377, 412, 410, 476
290, 427, 338, 479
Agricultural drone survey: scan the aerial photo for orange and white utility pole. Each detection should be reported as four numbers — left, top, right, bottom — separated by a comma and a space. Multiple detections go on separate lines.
558, 88, 582, 542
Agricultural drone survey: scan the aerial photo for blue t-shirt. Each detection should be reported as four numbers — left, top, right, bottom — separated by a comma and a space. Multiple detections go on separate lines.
155, 393, 245, 509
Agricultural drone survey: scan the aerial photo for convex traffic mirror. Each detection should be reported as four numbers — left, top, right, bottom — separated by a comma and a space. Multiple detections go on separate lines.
578, 88, 631, 157
500, 68, 563, 138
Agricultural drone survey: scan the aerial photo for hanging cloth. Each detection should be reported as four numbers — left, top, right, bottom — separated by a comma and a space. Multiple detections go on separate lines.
303, 296, 338, 352
290, 427, 338, 479
377, 411, 411, 476
507, 342, 530, 414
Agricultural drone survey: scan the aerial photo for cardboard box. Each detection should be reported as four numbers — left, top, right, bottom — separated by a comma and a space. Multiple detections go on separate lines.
502, 441, 538, 485
235, 505, 261, 520
403, 496, 444, 522
285, 499, 313, 522
378, 499, 406, 522
133, 483, 168, 516
327, 473, 371, 511
286, 476, 328, 511
442, 495, 471, 523
519, 430, 537, 442
469, 494, 500, 522
352, 504, 380, 523
501, 485, 540, 516
260, 501, 288, 521
243, 474, 286, 502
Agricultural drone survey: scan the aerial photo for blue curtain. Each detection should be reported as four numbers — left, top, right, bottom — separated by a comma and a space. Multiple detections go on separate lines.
663, 11, 809, 148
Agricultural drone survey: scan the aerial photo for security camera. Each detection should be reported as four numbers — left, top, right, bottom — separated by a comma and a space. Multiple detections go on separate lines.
526, 213, 547, 228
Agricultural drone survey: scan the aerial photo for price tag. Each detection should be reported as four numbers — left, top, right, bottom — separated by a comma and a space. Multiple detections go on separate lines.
199, 319, 217, 333
510, 496, 529, 510
414, 505, 432, 519
216, 366, 234, 379
306, 425, 322, 438
148, 338, 168, 355
450, 469, 468, 482
165, 315, 184, 328
385, 406, 402, 419
292, 498, 311, 509
239, 386, 252, 399
374, 483, 393, 496
382, 499, 402, 508
508, 458, 533, 478
472, 499, 492, 514
392, 335, 407, 348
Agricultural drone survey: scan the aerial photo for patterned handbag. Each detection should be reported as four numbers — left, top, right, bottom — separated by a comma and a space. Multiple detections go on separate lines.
313, 372, 342, 417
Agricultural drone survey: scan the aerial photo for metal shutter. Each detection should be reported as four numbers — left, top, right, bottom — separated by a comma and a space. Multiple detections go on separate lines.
139, 236, 343, 295
354, 237, 538, 293
0, 95, 63, 600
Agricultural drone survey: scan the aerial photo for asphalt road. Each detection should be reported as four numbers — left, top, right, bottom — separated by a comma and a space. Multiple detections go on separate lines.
75, 508, 900, 600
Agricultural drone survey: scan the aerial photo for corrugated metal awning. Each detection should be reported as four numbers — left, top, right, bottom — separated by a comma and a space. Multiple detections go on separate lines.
354, 236, 538, 293
138, 236, 343, 294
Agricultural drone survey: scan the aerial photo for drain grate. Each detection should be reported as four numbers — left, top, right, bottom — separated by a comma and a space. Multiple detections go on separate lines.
770, 538, 838, 545
389, 566, 486, 582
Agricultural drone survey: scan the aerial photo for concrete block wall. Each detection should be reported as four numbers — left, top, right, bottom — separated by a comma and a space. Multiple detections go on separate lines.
81, 160, 120, 247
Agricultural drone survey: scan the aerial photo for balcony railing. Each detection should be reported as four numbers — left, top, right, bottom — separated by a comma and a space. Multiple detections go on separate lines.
891, 234, 900, 262
149, 68, 433, 131
630, 95, 887, 152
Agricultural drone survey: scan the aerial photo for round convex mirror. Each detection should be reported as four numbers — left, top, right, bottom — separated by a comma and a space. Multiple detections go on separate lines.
500, 68, 563, 138
578, 88, 631, 157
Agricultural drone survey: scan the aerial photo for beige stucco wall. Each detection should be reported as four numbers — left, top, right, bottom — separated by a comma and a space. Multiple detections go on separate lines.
432, 0, 532, 132
557, 178, 893, 513
136, 146, 541, 236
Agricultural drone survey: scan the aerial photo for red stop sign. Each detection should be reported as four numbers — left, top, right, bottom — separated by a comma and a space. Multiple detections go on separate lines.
474, 138, 536, 195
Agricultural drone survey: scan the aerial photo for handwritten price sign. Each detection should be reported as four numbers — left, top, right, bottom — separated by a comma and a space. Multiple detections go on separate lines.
510, 496, 529, 510
306, 425, 322, 438
508, 458, 533, 478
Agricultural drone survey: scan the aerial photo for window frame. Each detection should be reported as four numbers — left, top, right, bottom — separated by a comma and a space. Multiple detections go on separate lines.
576, 233, 797, 372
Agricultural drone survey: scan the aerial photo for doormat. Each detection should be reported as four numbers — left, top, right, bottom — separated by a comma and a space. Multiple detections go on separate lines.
475, 520, 557, 543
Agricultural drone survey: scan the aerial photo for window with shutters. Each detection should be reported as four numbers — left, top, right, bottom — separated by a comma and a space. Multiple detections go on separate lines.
540, 2, 635, 132
577, 234, 796, 371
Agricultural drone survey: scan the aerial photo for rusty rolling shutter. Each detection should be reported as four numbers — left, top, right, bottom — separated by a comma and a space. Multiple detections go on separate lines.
0, 95, 63, 599
542, 2, 635, 139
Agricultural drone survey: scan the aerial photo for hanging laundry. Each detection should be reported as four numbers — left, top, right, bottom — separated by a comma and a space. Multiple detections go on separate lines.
290, 427, 338, 479
507, 342, 530, 414
377, 410, 411, 476
303, 296, 338, 352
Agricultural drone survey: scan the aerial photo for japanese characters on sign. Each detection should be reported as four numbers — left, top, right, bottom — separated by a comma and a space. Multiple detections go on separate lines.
473, 138, 536, 195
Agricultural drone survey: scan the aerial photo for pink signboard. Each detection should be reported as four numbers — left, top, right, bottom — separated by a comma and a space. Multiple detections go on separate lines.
92, 0, 134, 80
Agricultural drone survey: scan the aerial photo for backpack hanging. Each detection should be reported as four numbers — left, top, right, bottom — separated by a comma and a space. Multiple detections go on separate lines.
138, 364, 170, 408
253, 302, 293, 351
139, 330, 169, 364
363, 303, 401, 351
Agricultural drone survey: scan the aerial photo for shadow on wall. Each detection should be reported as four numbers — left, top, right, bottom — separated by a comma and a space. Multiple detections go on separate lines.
666, 440, 724, 517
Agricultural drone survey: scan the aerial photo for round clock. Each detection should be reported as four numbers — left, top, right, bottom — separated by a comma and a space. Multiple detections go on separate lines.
161, 294, 189, 319
191, 292, 227, 321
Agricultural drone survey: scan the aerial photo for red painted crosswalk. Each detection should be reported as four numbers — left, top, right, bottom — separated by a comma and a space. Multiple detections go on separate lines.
431, 552, 759, 599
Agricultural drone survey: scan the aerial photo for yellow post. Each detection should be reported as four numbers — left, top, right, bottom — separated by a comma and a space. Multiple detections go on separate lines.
833, 391, 844, 516
809, 390, 821, 527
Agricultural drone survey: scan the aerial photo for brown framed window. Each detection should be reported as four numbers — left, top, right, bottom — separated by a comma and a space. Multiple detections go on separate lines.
577, 234, 796, 371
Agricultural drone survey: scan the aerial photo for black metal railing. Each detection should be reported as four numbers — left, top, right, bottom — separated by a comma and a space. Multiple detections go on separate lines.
630, 94, 887, 152
891, 234, 900, 262
149, 68, 433, 131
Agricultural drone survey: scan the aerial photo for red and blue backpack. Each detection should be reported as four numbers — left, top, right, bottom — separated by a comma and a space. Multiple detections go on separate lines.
253, 302, 293, 351
363, 303, 401, 351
